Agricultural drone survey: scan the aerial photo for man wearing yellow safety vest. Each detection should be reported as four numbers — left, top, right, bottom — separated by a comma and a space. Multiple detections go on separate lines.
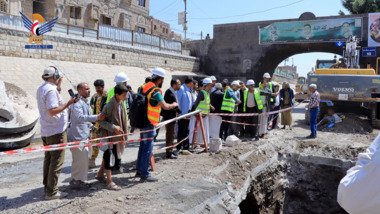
190, 78, 215, 146
259, 73, 279, 130
136, 68, 178, 182
104, 72, 129, 174
219, 81, 242, 141
244, 80, 263, 141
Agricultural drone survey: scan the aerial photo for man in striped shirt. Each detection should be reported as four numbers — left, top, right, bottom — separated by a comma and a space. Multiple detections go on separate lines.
306, 84, 320, 139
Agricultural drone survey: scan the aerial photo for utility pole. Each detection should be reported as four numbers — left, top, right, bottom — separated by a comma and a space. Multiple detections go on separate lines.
184, 0, 187, 49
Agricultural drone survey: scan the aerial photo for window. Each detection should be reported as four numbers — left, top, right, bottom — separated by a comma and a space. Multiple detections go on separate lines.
102, 15, 111, 25
166, 29, 168, 34
154, 25, 156, 30
162, 28, 165, 33
138, 0, 145, 7
70, 7, 81, 19
138, 27, 145, 33
0, 1, 7, 13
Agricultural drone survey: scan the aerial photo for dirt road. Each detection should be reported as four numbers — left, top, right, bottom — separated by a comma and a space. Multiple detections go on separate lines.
0, 103, 377, 213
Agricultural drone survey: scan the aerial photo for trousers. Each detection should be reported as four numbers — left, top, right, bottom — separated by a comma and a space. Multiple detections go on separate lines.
310, 107, 319, 137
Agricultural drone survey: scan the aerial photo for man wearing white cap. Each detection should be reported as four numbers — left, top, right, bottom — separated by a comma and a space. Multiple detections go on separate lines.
37, 66, 80, 200
190, 78, 215, 146
136, 68, 178, 182
210, 76, 217, 93
104, 72, 130, 174
219, 80, 241, 140
260, 73, 278, 129
243, 80, 263, 141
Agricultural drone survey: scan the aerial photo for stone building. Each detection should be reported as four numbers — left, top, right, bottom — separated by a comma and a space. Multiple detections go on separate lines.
151, 18, 171, 39
4, 0, 152, 33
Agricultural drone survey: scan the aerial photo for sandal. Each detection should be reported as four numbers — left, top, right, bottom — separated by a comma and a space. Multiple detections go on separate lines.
95, 175, 106, 183
70, 180, 91, 188
106, 182, 121, 191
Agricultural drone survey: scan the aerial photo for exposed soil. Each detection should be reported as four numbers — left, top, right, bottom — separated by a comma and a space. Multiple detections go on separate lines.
319, 114, 372, 134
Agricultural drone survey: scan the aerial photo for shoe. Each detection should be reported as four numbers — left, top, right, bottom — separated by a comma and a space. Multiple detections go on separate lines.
45, 191, 68, 200
306, 135, 316, 139
135, 172, 141, 177
181, 150, 192, 155
289, 126, 293, 130
88, 159, 96, 169
166, 154, 178, 159
141, 176, 158, 182
112, 168, 124, 175
252, 137, 259, 141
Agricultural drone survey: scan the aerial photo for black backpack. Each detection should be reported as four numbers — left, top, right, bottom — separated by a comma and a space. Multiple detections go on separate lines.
130, 86, 157, 129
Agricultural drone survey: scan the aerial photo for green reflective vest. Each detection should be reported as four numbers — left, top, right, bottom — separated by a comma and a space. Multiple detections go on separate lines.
259, 82, 274, 102
196, 90, 210, 114
221, 89, 235, 112
106, 87, 129, 120
243, 88, 263, 112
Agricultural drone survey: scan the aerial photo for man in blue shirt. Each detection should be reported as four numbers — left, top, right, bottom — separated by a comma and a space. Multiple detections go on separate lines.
176, 77, 194, 154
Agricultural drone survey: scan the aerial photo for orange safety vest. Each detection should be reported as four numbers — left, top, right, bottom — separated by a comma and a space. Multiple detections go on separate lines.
142, 82, 162, 127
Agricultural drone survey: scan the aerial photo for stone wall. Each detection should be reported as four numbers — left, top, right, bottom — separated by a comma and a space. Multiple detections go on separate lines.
0, 27, 199, 73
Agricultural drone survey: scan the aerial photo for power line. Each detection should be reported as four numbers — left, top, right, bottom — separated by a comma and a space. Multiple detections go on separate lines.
161, 0, 305, 21
151, 0, 180, 16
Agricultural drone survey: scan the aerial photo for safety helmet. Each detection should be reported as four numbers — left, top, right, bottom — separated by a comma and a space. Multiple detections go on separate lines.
246, 79, 255, 86
209, 76, 216, 81
231, 81, 239, 86
152, 67, 166, 78
203, 78, 212, 85
114, 72, 129, 83
263, 73, 271, 78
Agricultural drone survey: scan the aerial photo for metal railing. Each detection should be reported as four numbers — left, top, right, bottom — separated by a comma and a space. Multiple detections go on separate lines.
0, 12, 183, 54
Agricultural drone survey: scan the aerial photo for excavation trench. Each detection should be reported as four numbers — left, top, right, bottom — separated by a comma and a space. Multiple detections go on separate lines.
239, 153, 354, 214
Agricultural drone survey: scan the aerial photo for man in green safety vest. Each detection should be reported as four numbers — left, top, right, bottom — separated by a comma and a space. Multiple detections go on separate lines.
191, 78, 215, 146
219, 81, 241, 141
105, 72, 129, 175
259, 73, 278, 129
244, 80, 263, 141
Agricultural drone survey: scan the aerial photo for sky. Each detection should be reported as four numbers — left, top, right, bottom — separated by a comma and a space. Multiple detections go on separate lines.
149, 0, 350, 77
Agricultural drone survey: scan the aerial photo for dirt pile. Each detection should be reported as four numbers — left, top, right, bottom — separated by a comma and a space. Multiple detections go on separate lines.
319, 114, 372, 134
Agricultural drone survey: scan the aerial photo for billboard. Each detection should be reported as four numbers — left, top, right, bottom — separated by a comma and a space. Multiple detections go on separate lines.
259, 18, 362, 44
368, 13, 380, 47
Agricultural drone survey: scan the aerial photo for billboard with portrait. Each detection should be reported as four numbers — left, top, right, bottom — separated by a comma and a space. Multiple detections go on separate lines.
368, 13, 380, 47
259, 18, 362, 44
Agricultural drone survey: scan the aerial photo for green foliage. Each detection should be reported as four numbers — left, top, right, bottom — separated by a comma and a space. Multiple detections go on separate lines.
341, 0, 380, 14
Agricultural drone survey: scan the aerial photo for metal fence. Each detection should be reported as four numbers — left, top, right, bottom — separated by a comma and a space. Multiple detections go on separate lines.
0, 13, 182, 54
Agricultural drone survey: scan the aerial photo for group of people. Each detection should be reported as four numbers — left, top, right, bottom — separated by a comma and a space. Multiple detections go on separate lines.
37, 67, 177, 199
37, 66, 310, 200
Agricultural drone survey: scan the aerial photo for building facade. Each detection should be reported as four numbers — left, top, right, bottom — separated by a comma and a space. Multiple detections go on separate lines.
151, 18, 170, 39
274, 65, 299, 79
4, 0, 152, 33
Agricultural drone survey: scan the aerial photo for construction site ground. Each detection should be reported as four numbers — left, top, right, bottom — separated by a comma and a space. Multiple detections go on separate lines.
0, 103, 377, 214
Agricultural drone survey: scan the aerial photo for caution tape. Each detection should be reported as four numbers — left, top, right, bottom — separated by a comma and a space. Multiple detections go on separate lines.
154, 135, 189, 150
0, 138, 153, 156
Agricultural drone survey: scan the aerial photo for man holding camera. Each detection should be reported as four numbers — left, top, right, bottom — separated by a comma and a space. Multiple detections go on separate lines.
67, 83, 106, 188
37, 66, 79, 200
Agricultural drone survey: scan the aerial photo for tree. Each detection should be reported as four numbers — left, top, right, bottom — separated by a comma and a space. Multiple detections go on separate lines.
341, 0, 380, 14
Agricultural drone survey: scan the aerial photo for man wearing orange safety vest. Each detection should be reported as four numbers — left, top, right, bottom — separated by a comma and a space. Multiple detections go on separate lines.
136, 68, 178, 182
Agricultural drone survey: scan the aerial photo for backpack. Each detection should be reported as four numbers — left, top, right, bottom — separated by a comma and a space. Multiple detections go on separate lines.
130, 86, 157, 129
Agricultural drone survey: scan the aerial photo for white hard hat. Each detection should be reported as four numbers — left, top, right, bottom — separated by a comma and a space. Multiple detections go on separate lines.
152, 67, 166, 78
246, 79, 255, 86
114, 72, 129, 83
203, 78, 212, 85
263, 73, 271, 78
231, 81, 239, 86
209, 76, 216, 81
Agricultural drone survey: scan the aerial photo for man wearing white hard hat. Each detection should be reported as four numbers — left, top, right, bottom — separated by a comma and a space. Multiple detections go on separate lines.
243, 80, 263, 141
37, 66, 80, 200
260, 72, 278, 129
189, 78, 215, 146
219, 80, 241, 141
209, 76, 217, 92
104, 72, 130, 174
136, 68, 178, 182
